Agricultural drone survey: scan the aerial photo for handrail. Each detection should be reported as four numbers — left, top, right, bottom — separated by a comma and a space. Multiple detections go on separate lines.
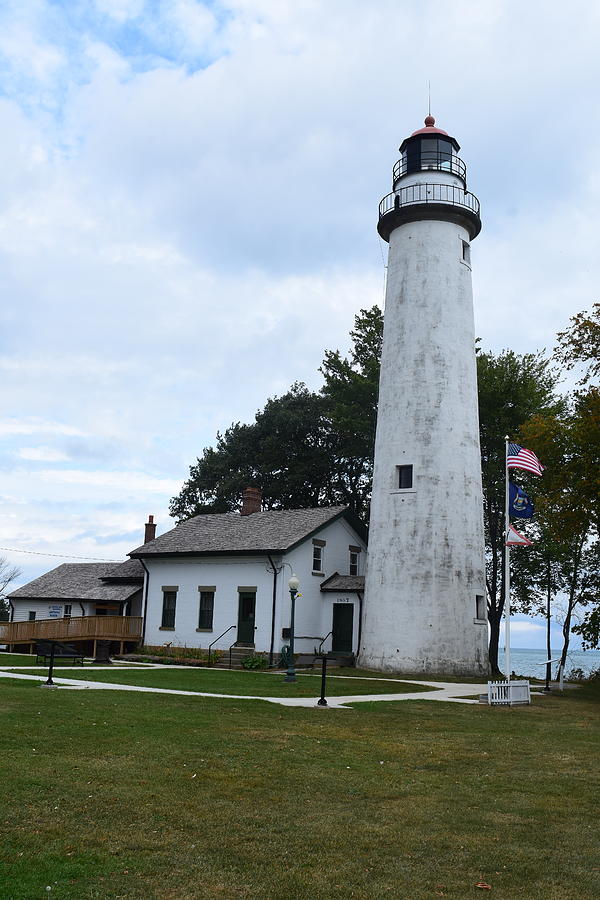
229, 640, 237, 669
317, 631, 332, 655
379, 182, 480, 219
393, 153, 466, 184
208, 625, 235, 666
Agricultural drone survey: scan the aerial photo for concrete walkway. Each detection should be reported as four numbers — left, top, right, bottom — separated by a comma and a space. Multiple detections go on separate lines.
0, 666, 489, 708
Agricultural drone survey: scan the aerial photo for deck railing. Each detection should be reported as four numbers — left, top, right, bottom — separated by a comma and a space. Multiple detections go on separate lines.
379, 182, 480, 219
0, 616, 143, 645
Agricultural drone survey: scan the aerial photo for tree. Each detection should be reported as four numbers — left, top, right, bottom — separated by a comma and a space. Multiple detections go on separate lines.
540, 304, 600, 655
555, 302, 600, 386
170, 309, 383, 522
476, 350, 563, 675
320, 306, 382, 517
0, 557, 21, 621
172, 312, 571, 678
520, 392, 600, 668
169, 383, 335, 519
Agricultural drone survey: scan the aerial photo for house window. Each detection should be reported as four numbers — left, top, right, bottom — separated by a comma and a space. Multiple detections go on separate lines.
312, 539, 325, 574
64, 605, 72, 618
397, 465, 413, 489
476, 595, 486, 621
198, 589, 215, 630
28, 611, 36, 622
349, 546, 361, 576
161, 589, 177, 629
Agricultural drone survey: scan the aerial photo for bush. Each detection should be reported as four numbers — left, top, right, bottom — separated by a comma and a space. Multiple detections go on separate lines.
124, 647, 222, 666
241, 654, 268, 670
567, 666, 600, 683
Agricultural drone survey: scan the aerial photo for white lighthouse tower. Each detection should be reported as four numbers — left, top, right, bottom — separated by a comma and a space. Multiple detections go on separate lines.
360, 115, 489, 676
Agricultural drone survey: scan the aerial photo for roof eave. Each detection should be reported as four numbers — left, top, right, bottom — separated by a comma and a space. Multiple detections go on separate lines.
129, 548, 285, 559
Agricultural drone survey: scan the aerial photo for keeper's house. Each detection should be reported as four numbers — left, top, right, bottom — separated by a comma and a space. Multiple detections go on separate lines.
2, 489, 367, 663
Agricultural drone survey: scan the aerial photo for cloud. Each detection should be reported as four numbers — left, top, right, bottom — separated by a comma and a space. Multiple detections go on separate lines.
0, 0, 599, 589
501, 621, 546, 638
94, 0, 146, 23
18, 447, 70, 462
0, 419, 87, 437
35, 469, 181, 494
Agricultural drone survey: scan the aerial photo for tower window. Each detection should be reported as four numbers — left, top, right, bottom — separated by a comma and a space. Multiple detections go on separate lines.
476, 595, 486, 620
397, 465, 413, 489
462, 241, 471, 265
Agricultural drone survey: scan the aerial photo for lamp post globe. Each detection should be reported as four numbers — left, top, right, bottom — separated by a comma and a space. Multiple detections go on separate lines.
284, 574, 300, 683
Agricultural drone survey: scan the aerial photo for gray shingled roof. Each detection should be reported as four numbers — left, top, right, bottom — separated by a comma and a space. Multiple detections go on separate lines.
320, 573, 365, 592
129, 506, 364, 557
8, 563, 141, 603
100, 559, 145, 583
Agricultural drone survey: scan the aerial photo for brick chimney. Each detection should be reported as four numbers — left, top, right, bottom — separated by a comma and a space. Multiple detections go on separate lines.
240, 487, 262, 516
144, 515, 157, 543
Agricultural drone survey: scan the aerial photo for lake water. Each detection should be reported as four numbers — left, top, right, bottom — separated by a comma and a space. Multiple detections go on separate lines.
498, 647, 600, 679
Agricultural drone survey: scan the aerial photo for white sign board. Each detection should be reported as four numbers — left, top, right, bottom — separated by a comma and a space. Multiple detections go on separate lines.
48, 605, 62, 618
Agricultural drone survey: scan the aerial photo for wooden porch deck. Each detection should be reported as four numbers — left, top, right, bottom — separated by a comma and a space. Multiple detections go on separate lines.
0, 616, 143, 647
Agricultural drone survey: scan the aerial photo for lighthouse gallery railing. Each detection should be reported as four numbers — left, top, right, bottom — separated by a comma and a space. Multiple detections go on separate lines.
392, 153, 467, 183
379, 183, 480, 219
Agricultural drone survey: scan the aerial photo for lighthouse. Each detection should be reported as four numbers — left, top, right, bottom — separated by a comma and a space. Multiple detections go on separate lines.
360, 116, 489, 676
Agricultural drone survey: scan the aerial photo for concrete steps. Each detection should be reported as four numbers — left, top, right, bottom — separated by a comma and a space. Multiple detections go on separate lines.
212, 645, 259, 669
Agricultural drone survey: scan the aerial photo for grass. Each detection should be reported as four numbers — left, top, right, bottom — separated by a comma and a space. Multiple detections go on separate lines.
326, 667, 490, 683
0, 652, 138, 668
0, 652, 52, 666
9, 666, 434, 697
0, 678, 598, 899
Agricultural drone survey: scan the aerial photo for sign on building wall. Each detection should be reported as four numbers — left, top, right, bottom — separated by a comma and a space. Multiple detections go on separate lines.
48, 605, 62, 618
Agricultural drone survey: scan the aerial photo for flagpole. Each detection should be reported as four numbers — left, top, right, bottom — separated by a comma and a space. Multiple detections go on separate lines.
504, 435, 511, 681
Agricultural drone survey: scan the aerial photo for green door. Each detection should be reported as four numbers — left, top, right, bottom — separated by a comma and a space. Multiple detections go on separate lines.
237, 592, 256, 644
332, 604, 354, 653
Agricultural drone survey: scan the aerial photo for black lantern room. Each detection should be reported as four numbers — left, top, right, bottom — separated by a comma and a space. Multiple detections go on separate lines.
395, 116, 465, 184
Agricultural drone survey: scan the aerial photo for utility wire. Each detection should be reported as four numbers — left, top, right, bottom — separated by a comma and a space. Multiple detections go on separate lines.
0, 546, 120, 562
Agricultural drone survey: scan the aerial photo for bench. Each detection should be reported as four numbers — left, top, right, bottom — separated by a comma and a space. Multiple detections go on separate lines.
35, 641, 85, 666
295, 652, 356, 668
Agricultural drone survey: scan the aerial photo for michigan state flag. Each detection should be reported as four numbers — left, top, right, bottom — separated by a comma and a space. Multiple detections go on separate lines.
509, 482, 534, 518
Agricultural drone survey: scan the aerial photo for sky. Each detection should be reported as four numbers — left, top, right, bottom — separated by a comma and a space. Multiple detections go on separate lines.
1, 0, 598, 650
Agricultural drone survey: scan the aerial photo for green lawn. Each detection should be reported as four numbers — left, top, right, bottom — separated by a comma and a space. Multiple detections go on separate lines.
0, 652, 139, 668
10, 666, 434, 697
326, 666, 490, 683
0, 678, 598, 899
0, 651, 51, 666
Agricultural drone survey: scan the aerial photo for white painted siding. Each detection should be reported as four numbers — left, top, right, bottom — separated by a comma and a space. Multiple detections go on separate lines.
10, 600, 89, 622
142, 516, 367, 656
362, 186, 488, 676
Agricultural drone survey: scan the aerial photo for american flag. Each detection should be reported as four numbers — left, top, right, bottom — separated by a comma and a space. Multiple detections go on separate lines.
507, 443, 545, 476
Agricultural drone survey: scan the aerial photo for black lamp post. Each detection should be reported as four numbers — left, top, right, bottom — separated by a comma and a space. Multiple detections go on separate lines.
284, 574, 299, 683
